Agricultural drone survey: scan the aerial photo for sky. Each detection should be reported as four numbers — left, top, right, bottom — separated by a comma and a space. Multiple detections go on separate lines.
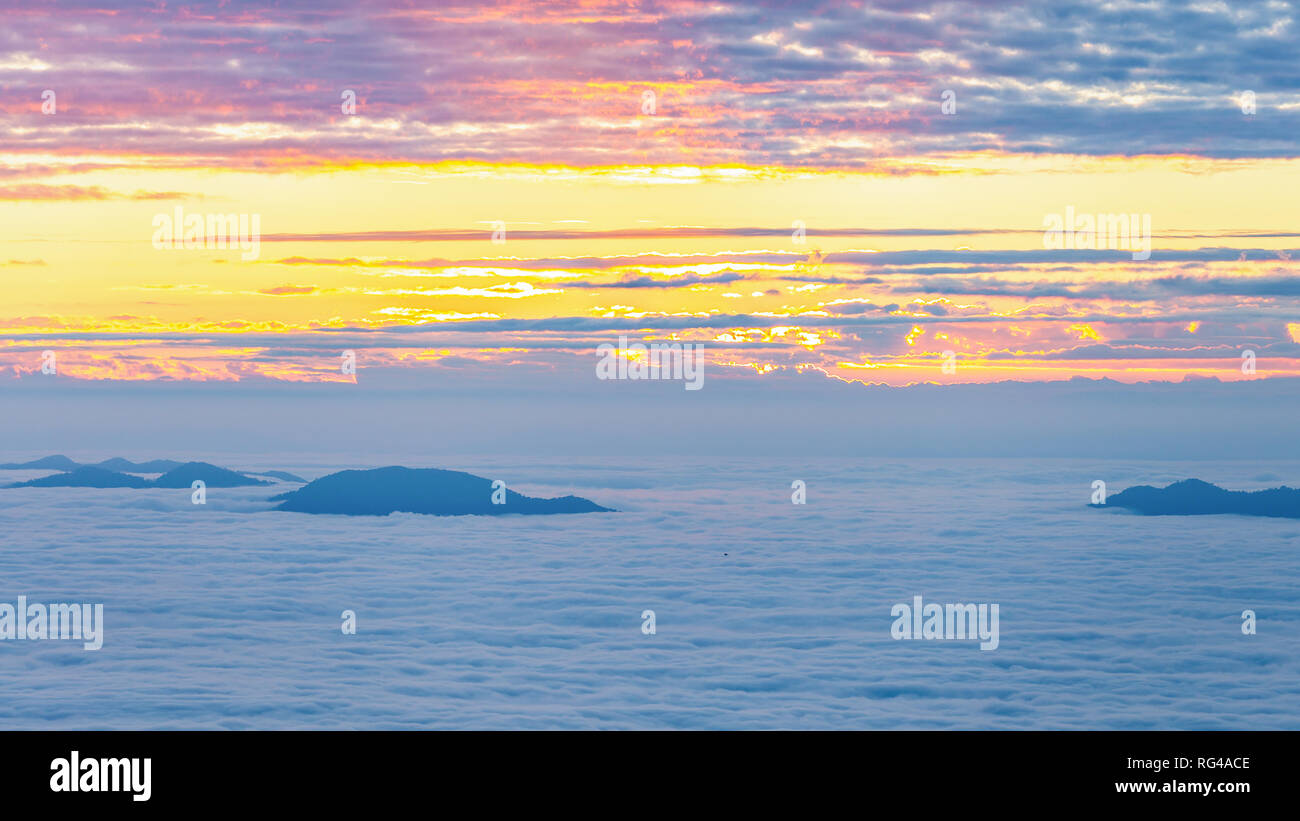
2, 0, 1300, 454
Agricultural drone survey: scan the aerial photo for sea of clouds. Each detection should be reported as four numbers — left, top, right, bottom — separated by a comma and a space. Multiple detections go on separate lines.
0, 455, 1296, 729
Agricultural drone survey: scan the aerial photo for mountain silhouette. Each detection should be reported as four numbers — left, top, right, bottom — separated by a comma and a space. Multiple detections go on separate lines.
0, 455, 81, 470
92, 457, 185, 473
153, 462, 270, 488
0, 455, 252, 476
8, 467, 152, 488
7, 463, 270, 489
1096, 478, 1300, 518
271, 466, 613, 516
246, 470, 307, 483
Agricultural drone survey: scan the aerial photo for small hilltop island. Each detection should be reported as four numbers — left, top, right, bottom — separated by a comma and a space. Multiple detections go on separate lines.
1, 456, 306, 487
8, 461, 273, 489
0, 455, 613, 517
1, 455, 186, 473
270, 467, 614, 516
1095, 478, 1300, 518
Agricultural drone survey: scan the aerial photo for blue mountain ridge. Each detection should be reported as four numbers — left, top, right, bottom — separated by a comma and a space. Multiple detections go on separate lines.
1094, 478, 1300, 518
9, 467, 153, 488
0, 455, 305, 483
7, 462, 269, 489
270, 466, 614, 516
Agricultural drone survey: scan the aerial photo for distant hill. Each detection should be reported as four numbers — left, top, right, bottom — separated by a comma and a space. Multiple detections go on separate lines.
7, 463, 270, 490
0, 455, 81, 471
8, 467, 152, 489
153, 462, 270, 488
1096, 478, 1300, 518
0, 455, 286, 481
272, 466, 613, 516
92, 457, 185, 473
246, 470, 307, 483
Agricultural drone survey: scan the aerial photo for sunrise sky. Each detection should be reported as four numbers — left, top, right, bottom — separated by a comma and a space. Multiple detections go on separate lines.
3, 0, 1300, 387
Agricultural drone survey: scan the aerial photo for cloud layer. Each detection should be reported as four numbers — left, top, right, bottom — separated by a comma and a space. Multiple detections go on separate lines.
2, 1, 1297, 166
